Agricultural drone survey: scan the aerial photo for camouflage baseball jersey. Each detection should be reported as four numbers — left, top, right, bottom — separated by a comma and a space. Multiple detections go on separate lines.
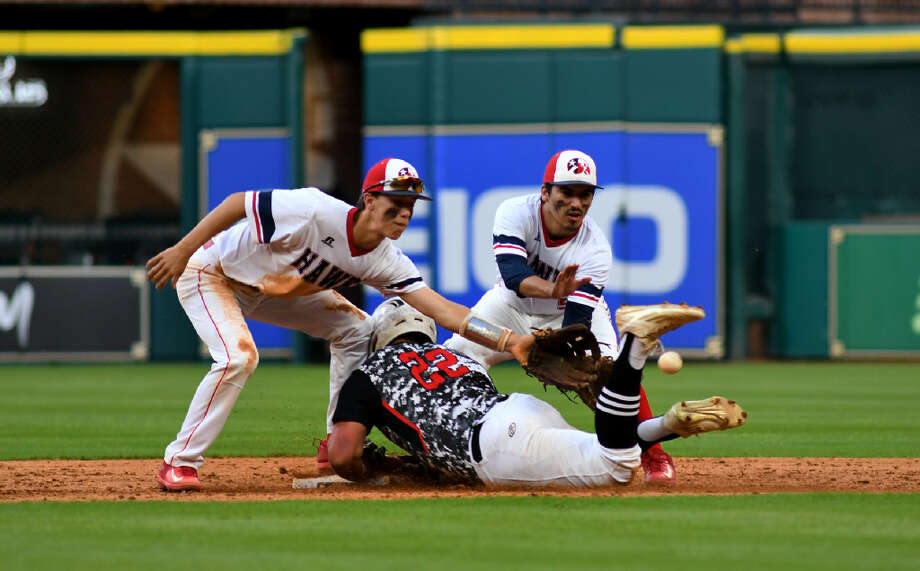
334, 341, 508, 481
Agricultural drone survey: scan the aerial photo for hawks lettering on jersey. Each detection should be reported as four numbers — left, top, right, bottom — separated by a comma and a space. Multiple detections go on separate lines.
361, 342, 506, 480
212, 187, 425, 298
492, 193, 610, 315
289, 247, 362, 291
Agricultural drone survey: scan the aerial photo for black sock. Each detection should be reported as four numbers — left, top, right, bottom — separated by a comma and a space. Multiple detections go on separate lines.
637, 434, 680, 452
595, 334, 643, 449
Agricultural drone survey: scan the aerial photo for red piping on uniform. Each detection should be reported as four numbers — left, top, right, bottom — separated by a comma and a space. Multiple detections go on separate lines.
252, 192, 264, 243
168, 265, 231, 466
569, 291, 598, 303
346, 208, 374, 257
380, 399, 430, 454
539, 206, 578, 247
493, 244, 527, 255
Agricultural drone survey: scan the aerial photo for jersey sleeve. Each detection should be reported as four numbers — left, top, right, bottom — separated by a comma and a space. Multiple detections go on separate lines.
493, 197, 537, 293
491, 198, 530, 259
368, 247, 427, 297
563, 244, 611, 315
243, 188, 318, 245
332, 369, 382, 430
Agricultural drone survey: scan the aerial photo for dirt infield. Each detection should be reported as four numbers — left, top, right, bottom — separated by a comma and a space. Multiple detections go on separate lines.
1, 457, 918, 502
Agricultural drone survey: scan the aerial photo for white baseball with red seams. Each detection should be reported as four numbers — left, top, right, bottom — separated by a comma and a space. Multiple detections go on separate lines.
164, 187, 427, 471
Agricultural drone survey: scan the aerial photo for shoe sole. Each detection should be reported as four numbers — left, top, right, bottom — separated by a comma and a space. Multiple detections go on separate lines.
663, 396, 747, 438
615, 303, 705, 352
156, 477, 202, 492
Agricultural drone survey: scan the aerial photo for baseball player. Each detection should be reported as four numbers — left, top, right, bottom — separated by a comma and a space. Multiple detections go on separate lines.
146, 158, 547, 492
329, 299, 746, 486
444, 149, 678, 483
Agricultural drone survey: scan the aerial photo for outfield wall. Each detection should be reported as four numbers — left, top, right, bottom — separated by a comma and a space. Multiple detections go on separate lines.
362, 23, 726, 357
0, 30, 306, 360
3, 25, 920, 361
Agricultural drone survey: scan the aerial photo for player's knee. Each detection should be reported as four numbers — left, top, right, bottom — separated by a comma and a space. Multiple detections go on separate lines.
227, 338, 259, 377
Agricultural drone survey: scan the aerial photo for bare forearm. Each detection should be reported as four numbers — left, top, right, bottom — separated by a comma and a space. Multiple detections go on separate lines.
400, 287, 532, 362
176, 192, 247, 254
517, 275, 555, 298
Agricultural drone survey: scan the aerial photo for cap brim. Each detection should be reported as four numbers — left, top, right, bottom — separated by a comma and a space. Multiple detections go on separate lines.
369, 190, 433, 201
549, 180, 604, 190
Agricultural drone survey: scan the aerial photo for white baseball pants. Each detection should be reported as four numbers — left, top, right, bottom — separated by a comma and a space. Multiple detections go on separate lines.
444, 286, 619, 367
165, 247, 371, 469
471, 393, 641, 486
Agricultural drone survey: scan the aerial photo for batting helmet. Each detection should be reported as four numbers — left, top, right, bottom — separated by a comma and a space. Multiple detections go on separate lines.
362, 158, 432, 201
543, 150, 603, 190
370, 298, 437, 353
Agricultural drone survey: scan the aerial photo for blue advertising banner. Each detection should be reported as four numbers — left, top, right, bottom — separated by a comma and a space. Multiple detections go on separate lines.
201, 130, 293, 355
364, 127, 722, 355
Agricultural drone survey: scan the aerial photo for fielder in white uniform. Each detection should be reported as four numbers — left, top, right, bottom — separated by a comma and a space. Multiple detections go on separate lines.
329, 299, 747, 487
146, 158, 542, 492
444, 149, 679, 483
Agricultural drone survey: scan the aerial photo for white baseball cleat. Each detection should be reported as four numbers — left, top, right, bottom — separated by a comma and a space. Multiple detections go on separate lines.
661, 396, 748, 438
614, 302, 705, 354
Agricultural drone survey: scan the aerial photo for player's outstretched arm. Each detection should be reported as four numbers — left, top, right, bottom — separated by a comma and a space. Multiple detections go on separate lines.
146, 192, 246, 289
400, 287, 534, 365
327, 421, 371, 482
518, 263, 591, 299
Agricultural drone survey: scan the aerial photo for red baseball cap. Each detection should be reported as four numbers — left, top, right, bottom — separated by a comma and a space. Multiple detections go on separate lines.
543, 150, 603, 189
362, 158, 432, 201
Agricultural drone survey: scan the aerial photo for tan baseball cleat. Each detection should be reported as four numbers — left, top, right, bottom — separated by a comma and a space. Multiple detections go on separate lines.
661, 396, 748, 438
614, 302, 705, 354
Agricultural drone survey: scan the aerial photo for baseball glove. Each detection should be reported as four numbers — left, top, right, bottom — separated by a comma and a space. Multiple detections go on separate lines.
523, 324, 601, 405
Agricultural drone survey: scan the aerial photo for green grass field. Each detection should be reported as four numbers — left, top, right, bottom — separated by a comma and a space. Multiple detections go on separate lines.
1, 361, 919, 569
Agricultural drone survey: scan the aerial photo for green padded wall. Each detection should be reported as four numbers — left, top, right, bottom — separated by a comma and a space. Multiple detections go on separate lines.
624, 50, 722, 122
364, 49, 624, 126
789, 65, 920, 220
831, 226, 920, 356
364, 53, 429, 125
196, 57, 288, 127
775, 222, 829, 358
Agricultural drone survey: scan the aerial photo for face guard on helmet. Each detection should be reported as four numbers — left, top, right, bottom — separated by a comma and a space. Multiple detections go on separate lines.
369, 298, 437, 353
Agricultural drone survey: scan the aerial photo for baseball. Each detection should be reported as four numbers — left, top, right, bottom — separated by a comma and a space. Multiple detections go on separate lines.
658, 351, 683, 374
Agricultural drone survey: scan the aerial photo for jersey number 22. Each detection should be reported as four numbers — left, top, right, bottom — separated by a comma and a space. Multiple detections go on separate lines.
398, 348, 470, 390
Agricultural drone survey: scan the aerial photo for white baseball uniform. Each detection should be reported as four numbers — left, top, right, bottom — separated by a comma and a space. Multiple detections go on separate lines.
445, 193, 619, 365
166, 187, 426, 470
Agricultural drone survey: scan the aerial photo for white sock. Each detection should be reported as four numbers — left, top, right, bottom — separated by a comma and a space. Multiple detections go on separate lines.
626, 335, 647, 370
637, 417, 671, 442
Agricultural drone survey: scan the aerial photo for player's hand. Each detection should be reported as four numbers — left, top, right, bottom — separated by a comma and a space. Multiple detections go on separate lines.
550, 264, 592, 299
507, 333, 535, 366
146, 245, 192, 289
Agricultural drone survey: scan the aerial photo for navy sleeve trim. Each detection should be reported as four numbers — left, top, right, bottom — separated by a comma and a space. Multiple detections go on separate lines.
578, 282, 603, 297
496, 253, 536, 296
562, 299, 594, 327
384, 276, 423, 291
492, 234, 526, 247
257, 190, 275, 243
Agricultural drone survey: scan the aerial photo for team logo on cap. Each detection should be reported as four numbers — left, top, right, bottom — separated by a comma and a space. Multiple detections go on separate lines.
397, 166, 412, 177
567, 157, 591, 175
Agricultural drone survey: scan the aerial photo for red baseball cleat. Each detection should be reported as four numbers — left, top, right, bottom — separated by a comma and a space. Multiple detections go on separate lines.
156, 461, 202, 492
641, 448, 676, 484
316, 434, 332, 474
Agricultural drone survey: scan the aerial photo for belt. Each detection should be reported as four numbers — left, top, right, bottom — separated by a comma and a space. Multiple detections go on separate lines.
471, 422, 483, 463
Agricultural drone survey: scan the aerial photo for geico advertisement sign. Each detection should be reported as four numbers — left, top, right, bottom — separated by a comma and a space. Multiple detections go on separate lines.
437, 185, 687, 295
